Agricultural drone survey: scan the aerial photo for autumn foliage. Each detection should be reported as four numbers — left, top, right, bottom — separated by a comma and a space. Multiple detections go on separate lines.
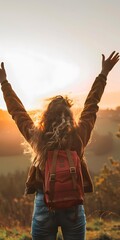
0, 157, 119, 227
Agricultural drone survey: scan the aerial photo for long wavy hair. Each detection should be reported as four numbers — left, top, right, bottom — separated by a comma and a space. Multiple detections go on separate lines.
27, 95, 82, 170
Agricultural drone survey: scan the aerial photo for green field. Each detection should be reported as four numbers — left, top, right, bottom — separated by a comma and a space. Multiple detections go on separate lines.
0, 219, 120, 240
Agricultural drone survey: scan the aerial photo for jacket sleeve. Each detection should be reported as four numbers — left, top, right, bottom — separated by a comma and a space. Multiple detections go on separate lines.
78, 74, 107, 147
1, 81, 35, 143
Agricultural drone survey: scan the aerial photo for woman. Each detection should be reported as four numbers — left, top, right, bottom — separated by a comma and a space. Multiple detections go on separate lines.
0, 51, 119, 240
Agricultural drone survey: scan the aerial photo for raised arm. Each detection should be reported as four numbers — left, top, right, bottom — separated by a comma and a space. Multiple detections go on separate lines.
0, 62, 35, 143
78, 51, 119, 147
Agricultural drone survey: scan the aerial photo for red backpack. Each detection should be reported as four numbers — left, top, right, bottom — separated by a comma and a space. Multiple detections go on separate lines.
44, 149, 84, 209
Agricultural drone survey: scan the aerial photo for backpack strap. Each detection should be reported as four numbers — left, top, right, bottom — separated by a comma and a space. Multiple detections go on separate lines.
66, 149, 77, 190
49, 150, 58, 206
50, 150, 58, 180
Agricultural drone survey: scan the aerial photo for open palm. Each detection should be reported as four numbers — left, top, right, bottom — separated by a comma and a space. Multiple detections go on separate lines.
102, 51, 119, 75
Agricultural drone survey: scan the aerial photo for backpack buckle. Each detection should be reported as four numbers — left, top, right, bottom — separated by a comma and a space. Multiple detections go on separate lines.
70, 167, 76, 173
50, 174, 55, 181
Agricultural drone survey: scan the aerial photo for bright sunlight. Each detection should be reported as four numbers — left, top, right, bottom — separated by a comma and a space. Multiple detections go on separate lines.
0, 49, 80, 109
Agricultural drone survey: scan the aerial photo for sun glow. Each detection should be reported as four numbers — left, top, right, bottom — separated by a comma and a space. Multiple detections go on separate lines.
0, 50, 80, 110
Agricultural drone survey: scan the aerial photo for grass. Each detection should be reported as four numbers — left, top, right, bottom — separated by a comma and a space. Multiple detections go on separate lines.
0, 219, 120, 240
0, 227, 31, 240
86, 219, 120, 240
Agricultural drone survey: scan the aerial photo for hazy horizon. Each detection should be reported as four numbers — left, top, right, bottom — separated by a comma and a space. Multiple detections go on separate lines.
0, 0, 120, 110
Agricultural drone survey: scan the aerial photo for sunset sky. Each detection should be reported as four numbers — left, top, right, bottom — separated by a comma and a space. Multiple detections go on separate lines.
0, 0, 120, 110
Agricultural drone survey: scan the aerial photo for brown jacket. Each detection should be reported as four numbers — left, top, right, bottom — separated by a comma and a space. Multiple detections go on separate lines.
1, 73, 107, 194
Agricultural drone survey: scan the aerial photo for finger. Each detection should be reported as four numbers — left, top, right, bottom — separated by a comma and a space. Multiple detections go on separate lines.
108, 51, 116, 59
112, 58, 119, 66
112, 57, 120, 65
102, 54, 105, 62
113, 58, 120, 64
1, 62, 5, 70
112, 53, 119, 60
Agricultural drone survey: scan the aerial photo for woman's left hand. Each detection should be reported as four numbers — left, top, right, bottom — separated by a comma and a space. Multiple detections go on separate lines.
101, 51, 119, 77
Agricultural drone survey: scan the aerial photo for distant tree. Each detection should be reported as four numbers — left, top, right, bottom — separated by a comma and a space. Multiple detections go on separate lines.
85, 125, 120, 218
84, 157, 120, 218
94, 157, 120, 214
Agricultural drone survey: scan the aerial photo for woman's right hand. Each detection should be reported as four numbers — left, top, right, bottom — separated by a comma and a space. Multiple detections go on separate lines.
0, 62, 7, 84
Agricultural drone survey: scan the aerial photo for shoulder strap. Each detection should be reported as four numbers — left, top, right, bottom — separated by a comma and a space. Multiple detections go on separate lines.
66, 149, 77, 190
48, 150, 58, 205
50, 150, 58, 180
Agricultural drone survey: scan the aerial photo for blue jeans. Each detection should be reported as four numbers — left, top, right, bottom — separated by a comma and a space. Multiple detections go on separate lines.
31, 190, 86, 240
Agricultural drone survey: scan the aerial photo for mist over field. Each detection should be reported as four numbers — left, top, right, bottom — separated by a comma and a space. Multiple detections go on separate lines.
0, 107, 120, 175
